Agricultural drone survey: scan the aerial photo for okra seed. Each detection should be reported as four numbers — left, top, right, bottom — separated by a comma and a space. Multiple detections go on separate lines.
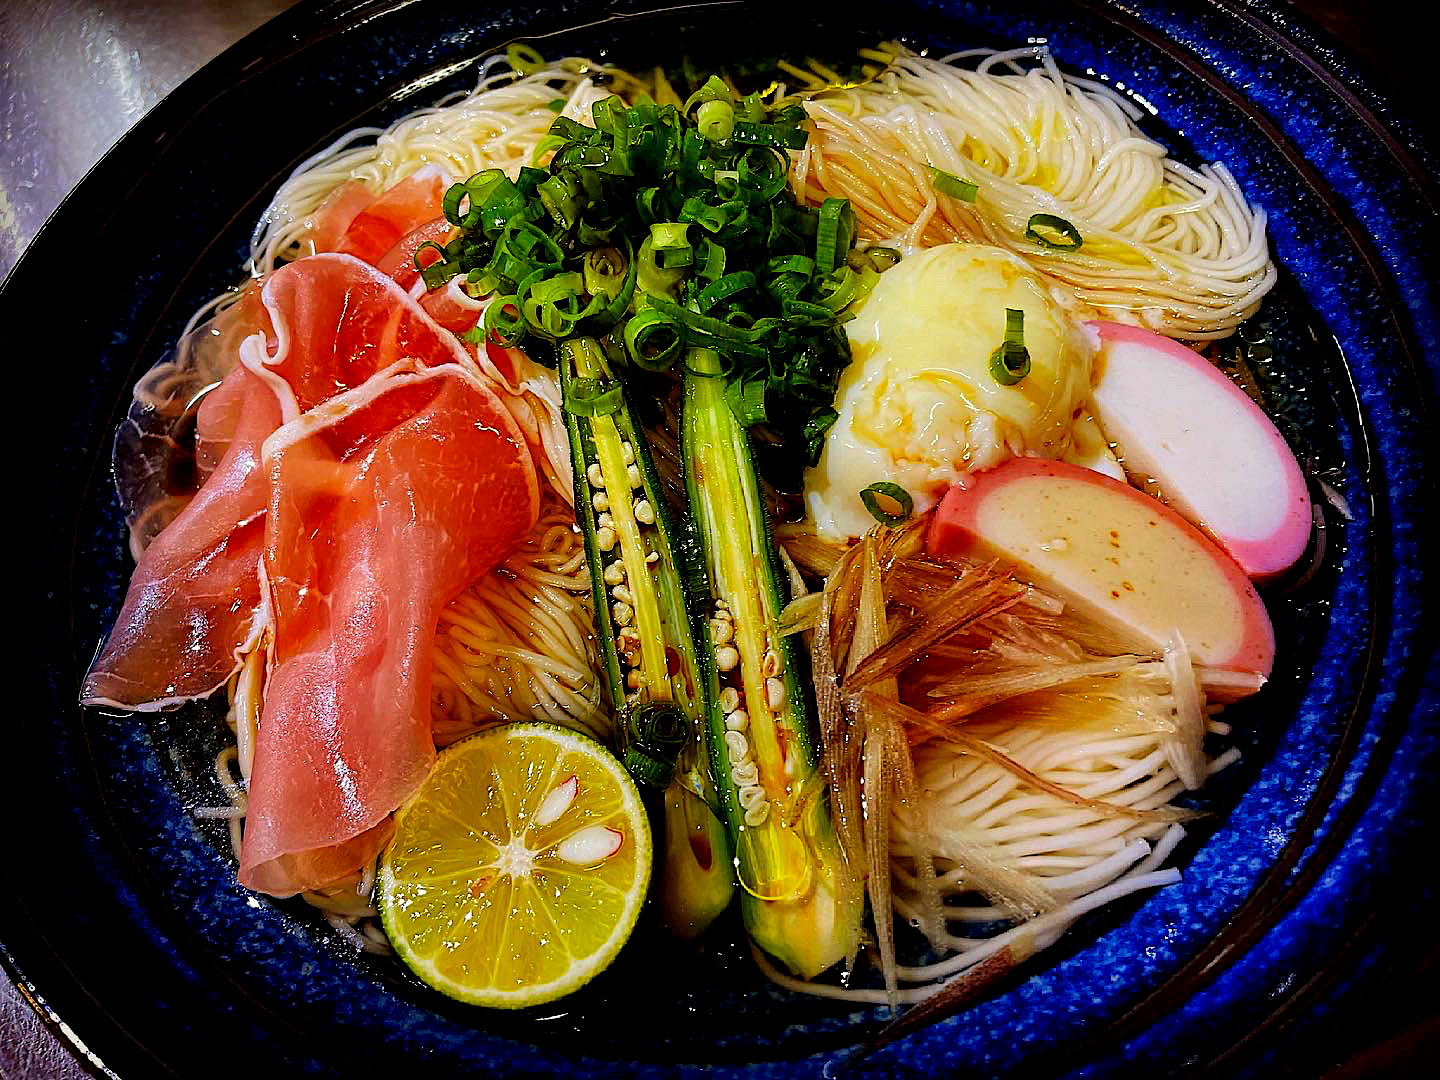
627, 464, 643, 489
739, 784, 766, 810
710, 618, 733, 645
715, 646, 739, 672
602, 561, 625, 586
633, 499, 655, 525
586, 463, 604, 488
725, 709, 748, 732
718, 687, 740, 713
761, 650, 781, 679
766, 677, 786, 709
732, 760, 759, 787
645, 551, 659, 564
592, 491, 610, 512
596, 527, 617, 551
626, 671, 641, 690
597, 511, 614, 530
612, 601, 634, 626
715, 598, 730, 611
744, 800, 770, 827
621, 441, 635, 465
611, 584, 633, 604
723, 730, 749, 764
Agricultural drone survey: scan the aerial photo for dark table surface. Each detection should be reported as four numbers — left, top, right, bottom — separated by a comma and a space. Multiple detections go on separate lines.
2, 1, 1434, 1076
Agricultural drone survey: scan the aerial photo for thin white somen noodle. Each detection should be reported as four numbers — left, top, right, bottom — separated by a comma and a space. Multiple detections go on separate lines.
430, 496, 606, 747
794, 47, 1276, 339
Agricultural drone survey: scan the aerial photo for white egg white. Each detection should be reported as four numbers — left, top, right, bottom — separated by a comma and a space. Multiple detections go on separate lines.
805, 243, 1101, 542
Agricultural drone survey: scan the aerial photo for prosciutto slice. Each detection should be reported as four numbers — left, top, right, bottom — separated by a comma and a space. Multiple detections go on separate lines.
317, 166, 449, 267
238, 361, 538, 894
82, 361, 281, 710
83, 252, 508, 708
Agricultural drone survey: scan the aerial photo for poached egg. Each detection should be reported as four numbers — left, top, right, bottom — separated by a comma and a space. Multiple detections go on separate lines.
804, 243, 1101, 541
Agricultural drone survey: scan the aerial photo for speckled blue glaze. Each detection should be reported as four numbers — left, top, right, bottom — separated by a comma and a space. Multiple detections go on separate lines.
14, 0, 1437, 1077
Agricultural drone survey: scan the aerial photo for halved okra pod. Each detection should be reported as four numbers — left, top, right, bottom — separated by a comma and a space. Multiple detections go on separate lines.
560, 336, 734, 939
681, 346, 863, 978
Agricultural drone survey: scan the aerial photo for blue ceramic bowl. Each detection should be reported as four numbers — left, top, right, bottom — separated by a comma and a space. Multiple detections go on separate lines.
11, 1, 1439, 1076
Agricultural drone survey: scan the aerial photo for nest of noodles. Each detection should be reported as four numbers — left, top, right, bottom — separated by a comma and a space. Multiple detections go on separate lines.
762, 513, 1236, 1031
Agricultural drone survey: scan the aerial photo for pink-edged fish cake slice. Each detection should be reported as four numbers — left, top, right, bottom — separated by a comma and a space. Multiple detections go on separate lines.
1088, 321, 1312, 580
927, 457, 1275, 685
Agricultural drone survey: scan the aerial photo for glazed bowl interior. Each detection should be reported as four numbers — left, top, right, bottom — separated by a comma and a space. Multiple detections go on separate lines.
17, 1, 1438, 1077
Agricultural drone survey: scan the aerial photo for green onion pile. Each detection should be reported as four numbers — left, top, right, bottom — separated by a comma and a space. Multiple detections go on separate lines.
417, 73, 888, 471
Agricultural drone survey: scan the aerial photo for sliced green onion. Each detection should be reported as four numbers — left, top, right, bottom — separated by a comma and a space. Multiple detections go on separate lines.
814, 197, 853, 274
622, 703, 690, 789
548, 115, 594, 142
802, 406, 839, 466
624, 306, 684, 371
767, 254, 815, 276
697, 99, 736, 143
1025, 213, 1084, 250
725, 375, 768, 427
482, 296, 526, 346
563, 375, 624, 417
412, 241, 449, 272
591, 95, 625, 135
712, 169, 740, 199
530, 132, 567, 166
636, 235, 687, 298
678, 198, 730, 235
782, 298, 831, 321
988, 307, 1031, 385
649, 221, 693, 268
549, 142, 611, 171
520, 271, 592, 340
930, 167, 978, 202
583, 247, 627, 302
421, 258, 462, 290
441, 182, 469, 226
814, 265, 876, 314
859, 481, 914, 526
682, 75, 735, 115
698, 271, 756, 313
506, 43, 545, 76
736, 146, 788, 201
695, 237, 727, 282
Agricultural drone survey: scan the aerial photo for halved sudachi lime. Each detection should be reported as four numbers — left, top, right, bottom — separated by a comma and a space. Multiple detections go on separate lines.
379, 722, 651, 1008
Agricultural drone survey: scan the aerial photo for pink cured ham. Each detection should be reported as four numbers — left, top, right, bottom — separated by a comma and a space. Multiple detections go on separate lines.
83, 252, 517, 709
375, 217, 454, 292
81, 361, 280, 709
254, 250, 477, 418
327, 167, 448, 266
238, 362, 538, 895
305, 182, 376, 255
